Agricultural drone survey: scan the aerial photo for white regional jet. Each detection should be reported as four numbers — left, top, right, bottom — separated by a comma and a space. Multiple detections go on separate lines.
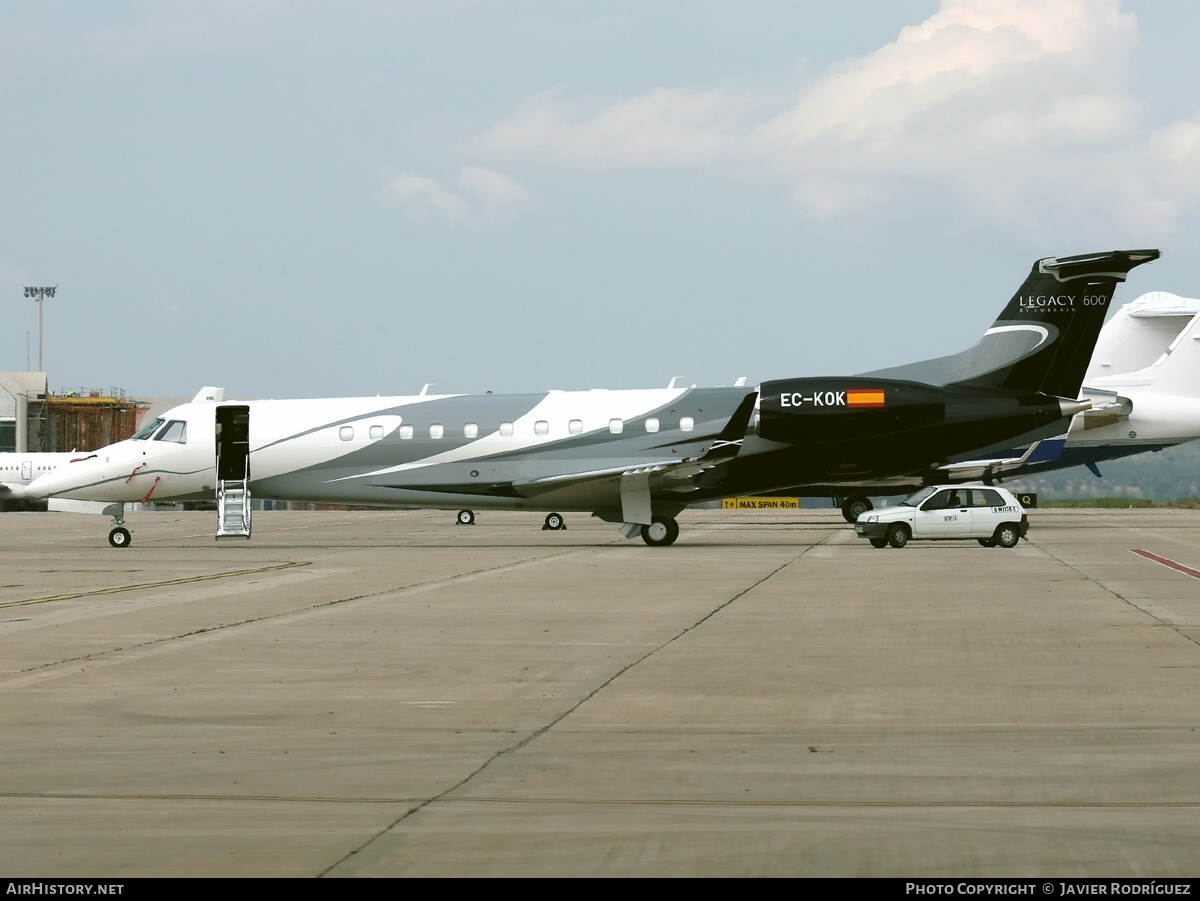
24, 249, 1158, 547
0, 452, 81, 510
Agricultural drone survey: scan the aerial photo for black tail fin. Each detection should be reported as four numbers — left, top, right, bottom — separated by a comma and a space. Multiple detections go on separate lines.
861, 250, 1160, 397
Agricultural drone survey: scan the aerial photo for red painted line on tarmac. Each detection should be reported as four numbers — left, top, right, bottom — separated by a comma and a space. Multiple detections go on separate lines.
1130, 548, 1200, 580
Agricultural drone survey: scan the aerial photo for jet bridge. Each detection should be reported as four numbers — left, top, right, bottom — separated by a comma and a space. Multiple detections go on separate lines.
215, 405, 251, 539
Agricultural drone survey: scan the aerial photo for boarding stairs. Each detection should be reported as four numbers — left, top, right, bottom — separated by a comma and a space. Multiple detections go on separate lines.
216, 478, 252, 539
214, 404, 253, 540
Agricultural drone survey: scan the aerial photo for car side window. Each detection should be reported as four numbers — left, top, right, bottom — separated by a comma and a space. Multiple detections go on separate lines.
922, 489, 953, 510
972, 488, 1005, 506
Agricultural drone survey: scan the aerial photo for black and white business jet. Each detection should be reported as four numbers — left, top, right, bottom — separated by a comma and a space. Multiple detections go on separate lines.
27, 249, 1158, 547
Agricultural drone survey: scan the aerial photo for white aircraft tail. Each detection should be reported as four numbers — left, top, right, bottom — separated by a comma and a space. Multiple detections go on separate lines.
1090, 308, 1200, 398
1086, 292, 1200, 381
192, 386, 226, 403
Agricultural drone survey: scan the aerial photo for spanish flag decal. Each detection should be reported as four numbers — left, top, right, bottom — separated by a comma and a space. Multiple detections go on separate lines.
846, 389, 886, 408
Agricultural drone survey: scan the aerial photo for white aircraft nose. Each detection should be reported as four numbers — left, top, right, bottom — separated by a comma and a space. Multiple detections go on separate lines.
23, 462, 95, 499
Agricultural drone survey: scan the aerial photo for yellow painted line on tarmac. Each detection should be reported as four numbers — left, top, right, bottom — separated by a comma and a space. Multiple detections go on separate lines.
0, 561, 311, 609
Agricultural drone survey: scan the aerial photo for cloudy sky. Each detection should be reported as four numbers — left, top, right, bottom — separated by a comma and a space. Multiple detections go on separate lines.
3, 0, 1200, 400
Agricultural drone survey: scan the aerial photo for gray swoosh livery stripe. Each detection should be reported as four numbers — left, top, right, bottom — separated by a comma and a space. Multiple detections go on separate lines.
251, 388, 752, 496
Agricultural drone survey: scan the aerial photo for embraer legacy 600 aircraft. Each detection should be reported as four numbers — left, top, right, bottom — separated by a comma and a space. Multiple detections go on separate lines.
26, 249, 1158, 547
797, 289, 1200, 522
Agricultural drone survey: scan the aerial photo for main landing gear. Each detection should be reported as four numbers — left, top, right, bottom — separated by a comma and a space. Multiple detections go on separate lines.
454, 509, 569, 531
639, 516, 680, 547
840, 495, 873, 523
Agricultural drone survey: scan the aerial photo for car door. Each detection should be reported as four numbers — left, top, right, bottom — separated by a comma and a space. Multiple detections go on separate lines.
916, 488, 972, 538
967, 487, 1008, 537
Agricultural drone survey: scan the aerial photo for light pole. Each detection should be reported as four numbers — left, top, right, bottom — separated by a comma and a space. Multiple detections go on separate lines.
23, 285, 56, 372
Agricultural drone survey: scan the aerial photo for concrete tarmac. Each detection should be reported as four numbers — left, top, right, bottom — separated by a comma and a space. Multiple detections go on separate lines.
0, 506, 1198, 878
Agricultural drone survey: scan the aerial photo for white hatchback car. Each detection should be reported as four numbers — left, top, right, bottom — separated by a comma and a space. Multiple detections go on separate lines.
854, 485, 1029, 549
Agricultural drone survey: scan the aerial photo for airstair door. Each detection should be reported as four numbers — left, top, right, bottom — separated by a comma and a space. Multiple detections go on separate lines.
215, 405, 252, 539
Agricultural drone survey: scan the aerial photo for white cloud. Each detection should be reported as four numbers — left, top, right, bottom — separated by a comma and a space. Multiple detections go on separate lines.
383, 168, 531, 222
383, 173, 469, 221
457, 166, 532, 218
471, 0, 1200, 234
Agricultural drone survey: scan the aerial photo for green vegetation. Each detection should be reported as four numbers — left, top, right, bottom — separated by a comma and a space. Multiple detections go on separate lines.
1041, 497, 1157, 509
1004, 441, 1200, 506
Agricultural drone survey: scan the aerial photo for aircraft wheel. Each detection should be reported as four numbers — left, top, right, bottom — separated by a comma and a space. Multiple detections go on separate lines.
841, 495, 873, 523
994, 524, 1021, 549
869, 538, 888, 549
543, 512, 565, 531
886, 524, 909, 549
109, 527, 132, 549
456, 509, 475, 526
640, 516, 679, 547
977, 538, 996, 548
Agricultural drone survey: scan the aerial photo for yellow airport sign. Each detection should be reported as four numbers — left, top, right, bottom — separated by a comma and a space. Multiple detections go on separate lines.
722, 497, 800, 510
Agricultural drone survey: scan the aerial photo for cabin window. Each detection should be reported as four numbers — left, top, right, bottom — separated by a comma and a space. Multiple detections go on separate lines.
430, 424, 444, 439
680, 416, 694, 432
568, 419, 583, 435
645, 417, 659, 433
399, 425, 413, 440
339, 426, 354, 441
369, 425, 384, 441
500, 421, 514, 437
609, 418, 623, 434
132, 418, 165, 440
155, 421, 187, 444
464, 423, 479, 439
534, 420, 549, 436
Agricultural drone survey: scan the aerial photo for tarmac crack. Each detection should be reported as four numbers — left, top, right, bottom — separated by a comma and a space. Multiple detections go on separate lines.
317, 532, 836, 877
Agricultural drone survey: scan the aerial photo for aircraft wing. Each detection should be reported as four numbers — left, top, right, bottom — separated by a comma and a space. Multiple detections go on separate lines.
511, 392, 758, 519
935, 438, 1066, 483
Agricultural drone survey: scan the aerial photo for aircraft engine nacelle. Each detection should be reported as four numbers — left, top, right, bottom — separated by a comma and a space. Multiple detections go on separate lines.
756, 377, 1075, 455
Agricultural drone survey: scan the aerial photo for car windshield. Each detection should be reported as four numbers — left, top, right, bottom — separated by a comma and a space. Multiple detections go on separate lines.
131, 418, 165, 440
901, 486, 939, 507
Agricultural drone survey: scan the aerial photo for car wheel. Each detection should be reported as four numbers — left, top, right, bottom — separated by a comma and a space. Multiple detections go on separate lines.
994, 523, 1020, 548
977, 538, 996, 547
886, 524, 909, 549
869, 538, 887, 549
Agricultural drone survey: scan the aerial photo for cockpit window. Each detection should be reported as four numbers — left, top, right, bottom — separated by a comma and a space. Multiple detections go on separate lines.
155, 421, 187, 444
132, 418, 165, 440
